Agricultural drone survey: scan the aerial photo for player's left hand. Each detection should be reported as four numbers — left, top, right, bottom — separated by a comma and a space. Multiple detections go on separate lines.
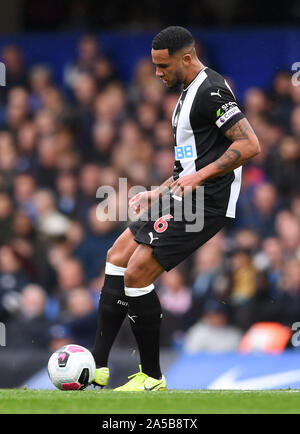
170, 173, 203, 198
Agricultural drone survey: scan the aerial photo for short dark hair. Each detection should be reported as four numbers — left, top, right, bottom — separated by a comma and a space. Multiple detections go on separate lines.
152, 26, 194, 55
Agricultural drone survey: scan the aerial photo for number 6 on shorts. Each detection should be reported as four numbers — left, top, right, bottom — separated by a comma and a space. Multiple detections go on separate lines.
154, 214, 173, 233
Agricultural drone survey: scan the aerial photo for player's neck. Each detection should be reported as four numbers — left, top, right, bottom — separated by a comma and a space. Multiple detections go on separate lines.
183, 60, 205, 89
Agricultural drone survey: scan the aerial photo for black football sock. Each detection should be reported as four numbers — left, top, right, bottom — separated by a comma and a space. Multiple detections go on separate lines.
92, 271, 128, 368
126, 287, 162, 380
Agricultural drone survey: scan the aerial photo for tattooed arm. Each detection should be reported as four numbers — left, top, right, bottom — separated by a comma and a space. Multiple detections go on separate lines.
155, 176, 175, 198
213, 118, 260, 173
170, 118, 260, 195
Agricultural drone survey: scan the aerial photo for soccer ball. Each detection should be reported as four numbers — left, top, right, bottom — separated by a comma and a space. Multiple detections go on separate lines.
48, 344, 96, 390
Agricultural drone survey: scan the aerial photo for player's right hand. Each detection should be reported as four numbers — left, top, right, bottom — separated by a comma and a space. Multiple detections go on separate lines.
129, 191, 155, 215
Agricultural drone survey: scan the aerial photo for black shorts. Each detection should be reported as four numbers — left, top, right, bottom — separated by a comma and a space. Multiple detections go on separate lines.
129, 193, 231, 271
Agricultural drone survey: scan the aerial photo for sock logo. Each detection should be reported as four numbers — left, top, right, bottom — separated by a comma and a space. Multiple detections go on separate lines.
117, 299, 128, 307
128, 314, 138, 323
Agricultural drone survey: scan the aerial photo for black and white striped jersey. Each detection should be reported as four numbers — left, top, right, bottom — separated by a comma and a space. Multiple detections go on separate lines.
172, 67, 245, 218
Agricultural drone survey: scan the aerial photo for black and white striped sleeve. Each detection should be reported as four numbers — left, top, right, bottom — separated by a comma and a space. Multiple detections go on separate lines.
200, 85, 245, 134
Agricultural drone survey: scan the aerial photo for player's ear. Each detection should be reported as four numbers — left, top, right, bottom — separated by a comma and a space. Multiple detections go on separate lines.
182, 53, 192, 66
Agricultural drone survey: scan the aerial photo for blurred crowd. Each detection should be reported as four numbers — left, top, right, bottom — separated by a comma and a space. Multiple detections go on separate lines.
0, 34, 300, 356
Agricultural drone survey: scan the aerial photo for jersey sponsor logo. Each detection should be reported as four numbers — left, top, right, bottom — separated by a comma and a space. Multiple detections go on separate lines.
215, 105, 241, 128
216, 108, 224, 118
210, 89, 221, 97
220, 101, 237, 111
175, 144, 195, 160
216, 102, 237, 119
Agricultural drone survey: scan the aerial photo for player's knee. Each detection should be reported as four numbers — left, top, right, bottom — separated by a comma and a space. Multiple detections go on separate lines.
106, 246, 127, 268
106, 247, 114, 263
124, 263, 145, 288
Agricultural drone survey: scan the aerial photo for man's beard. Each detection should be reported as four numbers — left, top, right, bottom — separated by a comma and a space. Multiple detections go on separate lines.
168, 72, 184, 90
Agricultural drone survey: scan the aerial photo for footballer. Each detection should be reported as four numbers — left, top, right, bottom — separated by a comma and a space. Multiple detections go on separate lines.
92, 26, 260, 391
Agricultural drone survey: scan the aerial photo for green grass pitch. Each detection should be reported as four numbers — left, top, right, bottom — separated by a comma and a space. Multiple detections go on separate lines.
0, 389, 300, 414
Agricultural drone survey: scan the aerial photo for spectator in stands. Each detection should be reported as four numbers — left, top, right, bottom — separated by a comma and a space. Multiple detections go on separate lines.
0, 131, 18, 193
94, 82, 127, 124
55, 170, 79, 217
13, 173, 37, 220
290, 82, 300, 107
258, 237, 285, 291
6, 87, 31, 132
34, 108, 58, 137
0, 245, 30, 320
153, 119, 174, 149
10, 212, 40, 283
278, 258, 300, 326
16, 121, 38, 172
32, 188, 70, 237
237, 182, 281, 238
75, 204, 122, 280
65, 219, 85, 252
140, 77, 166, 109
0, 192, 14, 244
40, 85, 66, 117
76, 163, 101, 227
128, 57, 156, 105
135, 101, 159, 137
230, 248, 257, 306
268, 70, 294, 129
184, 299, 243, 353
1, 45, 28, 98
265, 135, 300, 204
56, 257, 85, 295
88, 120, 115, 165
162, 93, 180, 121
184, 243, 230, 330
234, 228, 260, 253
93, 56, 118, 90
61, 287, 98, 349
290, 105, 300, 140
152, 148, 175, 185
64, 34, 101, 89
243, 87, 270, 120
29, 64, 53, 112
158, 268, 192, 346
291, 192, 300, 222
71, 71, 96, 152
34, 134, 59, 189
5, 284, 52, 349
275, 210, 300, 257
